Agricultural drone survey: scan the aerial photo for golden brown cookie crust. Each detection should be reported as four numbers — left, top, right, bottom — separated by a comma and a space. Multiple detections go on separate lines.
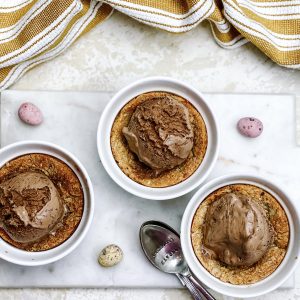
191, 184, 289, 285
110, 91, 208, 188
0, 154, 84, 251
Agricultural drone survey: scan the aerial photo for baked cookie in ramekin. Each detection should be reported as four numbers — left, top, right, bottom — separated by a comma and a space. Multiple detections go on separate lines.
110, 91, 208, 188
97, 77, 219, 200
0, 141, 94, 266
181, 174, 300, 298
191, 183, 288, 285
0, 153, 84, 252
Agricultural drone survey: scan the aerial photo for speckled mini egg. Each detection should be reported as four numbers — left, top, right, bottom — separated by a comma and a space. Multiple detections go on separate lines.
237, 117, 263, 138
18, 102, 43, 126
98, 244, 123, 267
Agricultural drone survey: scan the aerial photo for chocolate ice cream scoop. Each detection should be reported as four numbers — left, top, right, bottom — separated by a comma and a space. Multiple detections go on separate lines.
0, 171, 64, 243
122, 94, 194, 173
202, 193, 273, 267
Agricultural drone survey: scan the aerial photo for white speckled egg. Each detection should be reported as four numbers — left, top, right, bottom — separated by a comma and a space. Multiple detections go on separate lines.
237, 117, 263, 138
98, 244, 123, 267
18, 102, 43, 126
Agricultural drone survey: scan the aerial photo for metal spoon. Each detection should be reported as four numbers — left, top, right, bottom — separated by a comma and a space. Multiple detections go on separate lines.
139, 220, 215, 300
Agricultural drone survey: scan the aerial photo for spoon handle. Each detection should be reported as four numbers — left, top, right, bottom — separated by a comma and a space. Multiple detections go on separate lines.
177, 274, 204, 300
187, 274, 215, 300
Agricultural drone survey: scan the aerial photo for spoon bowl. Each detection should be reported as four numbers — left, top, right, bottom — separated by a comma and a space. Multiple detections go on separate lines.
140, 220, 215, 300
140, 221, 189, 275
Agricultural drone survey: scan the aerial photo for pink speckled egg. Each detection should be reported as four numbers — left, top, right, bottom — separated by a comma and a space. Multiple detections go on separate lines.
18, 102, 43, 126
237, 117, 263, 138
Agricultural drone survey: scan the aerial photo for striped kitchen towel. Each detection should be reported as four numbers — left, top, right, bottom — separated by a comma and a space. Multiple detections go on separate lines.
0, 0, 299, 90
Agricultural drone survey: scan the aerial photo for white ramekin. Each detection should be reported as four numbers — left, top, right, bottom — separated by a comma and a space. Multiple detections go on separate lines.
97, 76, 219, 200
181, 174, 300, 298
0, 141, 94, 266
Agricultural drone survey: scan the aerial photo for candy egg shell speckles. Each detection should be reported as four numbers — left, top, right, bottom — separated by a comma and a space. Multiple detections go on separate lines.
98, 244, 123, 267
18, 102, 43, 126
237, 117, 263, 138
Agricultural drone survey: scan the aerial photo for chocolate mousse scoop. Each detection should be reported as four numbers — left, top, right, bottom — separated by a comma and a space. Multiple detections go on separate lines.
202, 193, 274, 267
0, 171, 64, 243
122, 95, 194, 173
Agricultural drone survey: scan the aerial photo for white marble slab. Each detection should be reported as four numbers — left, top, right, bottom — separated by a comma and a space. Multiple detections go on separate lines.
0, 90, 297, 290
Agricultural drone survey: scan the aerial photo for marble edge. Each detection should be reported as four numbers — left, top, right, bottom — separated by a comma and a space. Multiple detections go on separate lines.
1, 89, 298, 96
296, 95, 300, 146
